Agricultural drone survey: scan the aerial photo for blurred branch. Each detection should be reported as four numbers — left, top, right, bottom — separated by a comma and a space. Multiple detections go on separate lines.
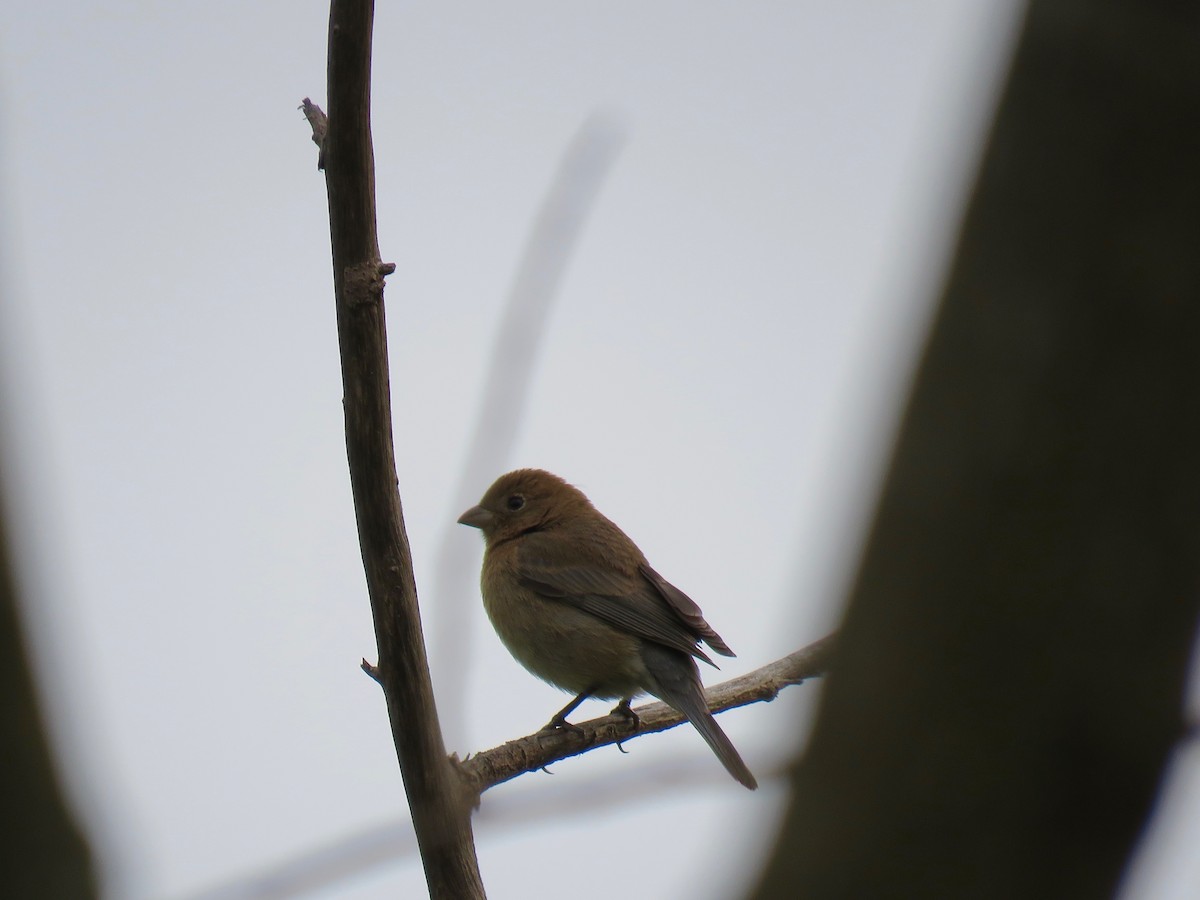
460, 633, 835, 797
181, 751, 781, 900
430, 114, 627, 743
305, 1, 484, 897
752, 1, 1200, 896
0, 471, 96, 896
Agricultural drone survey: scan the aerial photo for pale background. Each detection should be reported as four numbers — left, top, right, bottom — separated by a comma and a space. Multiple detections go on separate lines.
2, 3, 1198, 898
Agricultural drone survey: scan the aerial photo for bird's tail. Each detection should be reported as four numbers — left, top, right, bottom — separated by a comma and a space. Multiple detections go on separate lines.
641, 644, 758, 790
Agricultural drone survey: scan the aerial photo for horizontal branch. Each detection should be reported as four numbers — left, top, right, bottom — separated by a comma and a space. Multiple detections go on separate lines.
458, 632, 837, 798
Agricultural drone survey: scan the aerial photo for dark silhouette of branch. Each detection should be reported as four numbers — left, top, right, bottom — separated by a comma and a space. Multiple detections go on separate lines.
0, 471, 96, 896
752, 2, 1200, 897
460, 633, 835, 797
306, 1, 484, 897
430, 114, 626, 743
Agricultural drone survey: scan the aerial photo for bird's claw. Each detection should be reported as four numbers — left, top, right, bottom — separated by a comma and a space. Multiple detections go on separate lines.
610, 699, 640, 730
611, 700, 638, 753
539, 717, 584, 737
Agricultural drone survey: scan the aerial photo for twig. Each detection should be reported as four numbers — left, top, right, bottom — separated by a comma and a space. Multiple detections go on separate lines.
175, 631, 830, 899
459, 633, 836, 798
298, 98, 327, 168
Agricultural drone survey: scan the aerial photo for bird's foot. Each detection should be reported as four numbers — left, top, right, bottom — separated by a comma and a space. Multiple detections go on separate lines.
611, 699, 639, 752
538, 715, 584, 737
610, 699, 640, 730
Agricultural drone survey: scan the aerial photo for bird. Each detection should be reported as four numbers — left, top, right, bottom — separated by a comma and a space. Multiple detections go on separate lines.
458, 468, 757, 789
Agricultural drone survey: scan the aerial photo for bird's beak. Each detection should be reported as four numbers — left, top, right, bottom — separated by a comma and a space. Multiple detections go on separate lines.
457, 505, 494, 529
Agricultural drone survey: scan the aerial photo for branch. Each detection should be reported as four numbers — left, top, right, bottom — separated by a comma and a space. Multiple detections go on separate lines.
459, 633, 836, 798
307, 1, 484, 897
751, 3, 1200, 895
0, 454, 96, 896
298, 98, 327, 169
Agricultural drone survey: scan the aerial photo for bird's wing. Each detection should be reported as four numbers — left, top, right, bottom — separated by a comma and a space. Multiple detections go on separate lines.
515, 536, 719, 666
639, 563, 735, 657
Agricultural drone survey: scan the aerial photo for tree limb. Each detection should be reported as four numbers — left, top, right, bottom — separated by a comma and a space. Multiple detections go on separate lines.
751, 2, 1200, 895
0, 461, 96, 897
307, 1, 485, 897
459, 633, 835, 798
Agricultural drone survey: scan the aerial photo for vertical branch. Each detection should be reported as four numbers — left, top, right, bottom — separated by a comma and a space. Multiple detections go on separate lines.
316, 1, 485, 897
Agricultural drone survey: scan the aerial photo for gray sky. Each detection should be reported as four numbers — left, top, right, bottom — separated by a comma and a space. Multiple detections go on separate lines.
3, 2, 1198, 898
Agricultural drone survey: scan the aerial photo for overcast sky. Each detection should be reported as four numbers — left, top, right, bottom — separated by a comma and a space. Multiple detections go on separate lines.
3, 3, 1199, 898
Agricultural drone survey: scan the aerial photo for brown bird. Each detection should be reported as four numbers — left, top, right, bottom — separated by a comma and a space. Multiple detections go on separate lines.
458, 468, 757, 789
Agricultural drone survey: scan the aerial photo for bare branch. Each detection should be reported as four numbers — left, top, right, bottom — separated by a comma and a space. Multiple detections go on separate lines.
460, 633, 836, 797
308, 1, 484, 897
188, 635, 831, 896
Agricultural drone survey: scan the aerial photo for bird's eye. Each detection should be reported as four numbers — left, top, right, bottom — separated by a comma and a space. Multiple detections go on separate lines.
506, 494, 525, 511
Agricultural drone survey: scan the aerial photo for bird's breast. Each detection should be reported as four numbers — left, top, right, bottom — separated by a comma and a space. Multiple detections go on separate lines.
480, 559, 648, 699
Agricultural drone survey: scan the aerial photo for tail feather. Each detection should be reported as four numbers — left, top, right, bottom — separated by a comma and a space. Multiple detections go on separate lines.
679, 696, 758, 790
640, 643, 758, 790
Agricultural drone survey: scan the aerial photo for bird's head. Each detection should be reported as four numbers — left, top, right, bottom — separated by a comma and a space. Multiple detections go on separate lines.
457, 468, 591, 544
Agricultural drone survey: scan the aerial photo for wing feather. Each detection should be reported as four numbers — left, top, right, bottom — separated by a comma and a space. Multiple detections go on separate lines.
514, 533, 733, 665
